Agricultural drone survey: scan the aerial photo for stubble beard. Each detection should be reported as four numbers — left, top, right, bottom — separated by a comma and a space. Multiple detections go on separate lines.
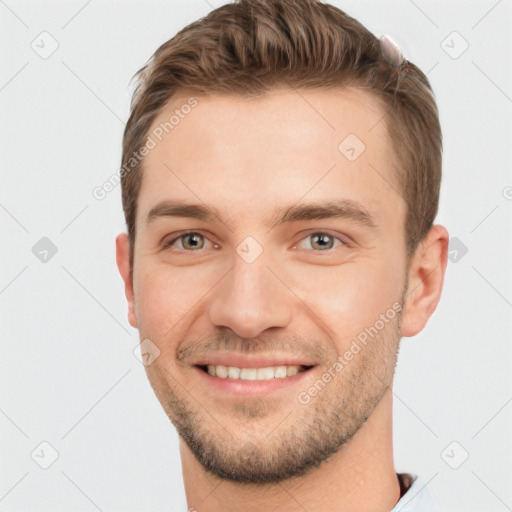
145, 300, 404, 484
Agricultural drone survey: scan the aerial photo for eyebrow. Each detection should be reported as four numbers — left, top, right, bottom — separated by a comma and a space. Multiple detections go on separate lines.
145, 199, 378, 231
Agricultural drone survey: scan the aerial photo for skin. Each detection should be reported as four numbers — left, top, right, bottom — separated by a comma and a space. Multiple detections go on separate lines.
116, 87, 449, 512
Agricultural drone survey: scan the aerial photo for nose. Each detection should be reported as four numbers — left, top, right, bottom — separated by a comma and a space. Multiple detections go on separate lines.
208, 251, 293, 339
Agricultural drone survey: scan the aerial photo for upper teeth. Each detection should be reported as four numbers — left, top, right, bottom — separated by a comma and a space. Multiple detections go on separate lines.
206, 365, 304, 380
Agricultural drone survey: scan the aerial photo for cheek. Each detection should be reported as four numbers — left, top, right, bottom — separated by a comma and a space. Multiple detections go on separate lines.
289, 258, 405, 342
134, 262, 216, 338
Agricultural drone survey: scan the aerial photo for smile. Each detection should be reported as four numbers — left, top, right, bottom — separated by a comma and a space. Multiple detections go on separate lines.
198, 364, 313, 381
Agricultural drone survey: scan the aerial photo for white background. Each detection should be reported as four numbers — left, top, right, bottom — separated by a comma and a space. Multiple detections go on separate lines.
1, 0, 511, 510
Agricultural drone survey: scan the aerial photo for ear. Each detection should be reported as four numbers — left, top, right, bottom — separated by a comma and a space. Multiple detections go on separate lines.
401, 224, 449, 337
115, 233, 138, 329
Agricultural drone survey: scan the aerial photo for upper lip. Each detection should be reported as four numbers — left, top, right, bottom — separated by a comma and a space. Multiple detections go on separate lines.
191, 353, 317, 369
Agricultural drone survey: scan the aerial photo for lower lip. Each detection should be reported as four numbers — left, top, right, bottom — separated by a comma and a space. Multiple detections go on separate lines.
193, 366, 315, 397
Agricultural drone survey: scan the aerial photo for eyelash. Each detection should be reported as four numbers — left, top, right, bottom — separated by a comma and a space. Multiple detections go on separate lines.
162, 231, 348, 252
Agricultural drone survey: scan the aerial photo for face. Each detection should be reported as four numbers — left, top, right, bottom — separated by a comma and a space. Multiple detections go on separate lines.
121, 87, 411, 483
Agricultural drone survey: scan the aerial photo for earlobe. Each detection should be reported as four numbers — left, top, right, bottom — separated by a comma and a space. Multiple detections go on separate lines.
115, 233, 138, 329
400, 224, 449, 337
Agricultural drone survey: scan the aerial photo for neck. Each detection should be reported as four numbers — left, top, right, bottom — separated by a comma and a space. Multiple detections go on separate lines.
180, 389, 400, 512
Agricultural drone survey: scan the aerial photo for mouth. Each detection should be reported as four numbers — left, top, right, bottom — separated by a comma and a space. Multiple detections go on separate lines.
195, 363, 315, 381
193, 363, 317, 397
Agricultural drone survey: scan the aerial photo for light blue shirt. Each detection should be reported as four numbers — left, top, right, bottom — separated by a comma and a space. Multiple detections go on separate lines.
391, 474, 439, 512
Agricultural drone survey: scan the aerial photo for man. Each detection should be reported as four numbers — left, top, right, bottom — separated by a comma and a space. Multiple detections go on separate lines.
115, 1, 448, 510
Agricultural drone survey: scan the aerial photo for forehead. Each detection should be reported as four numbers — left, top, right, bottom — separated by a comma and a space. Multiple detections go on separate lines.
137, 87, 404, 232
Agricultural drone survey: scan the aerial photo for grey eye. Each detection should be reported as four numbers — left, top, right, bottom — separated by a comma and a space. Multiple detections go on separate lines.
179, 232, 205, 250
309, 233, 335, 250
164, 232, 207, 251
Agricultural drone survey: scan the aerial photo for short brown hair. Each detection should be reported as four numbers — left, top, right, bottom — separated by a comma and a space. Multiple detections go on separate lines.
121, 0, 442, 270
